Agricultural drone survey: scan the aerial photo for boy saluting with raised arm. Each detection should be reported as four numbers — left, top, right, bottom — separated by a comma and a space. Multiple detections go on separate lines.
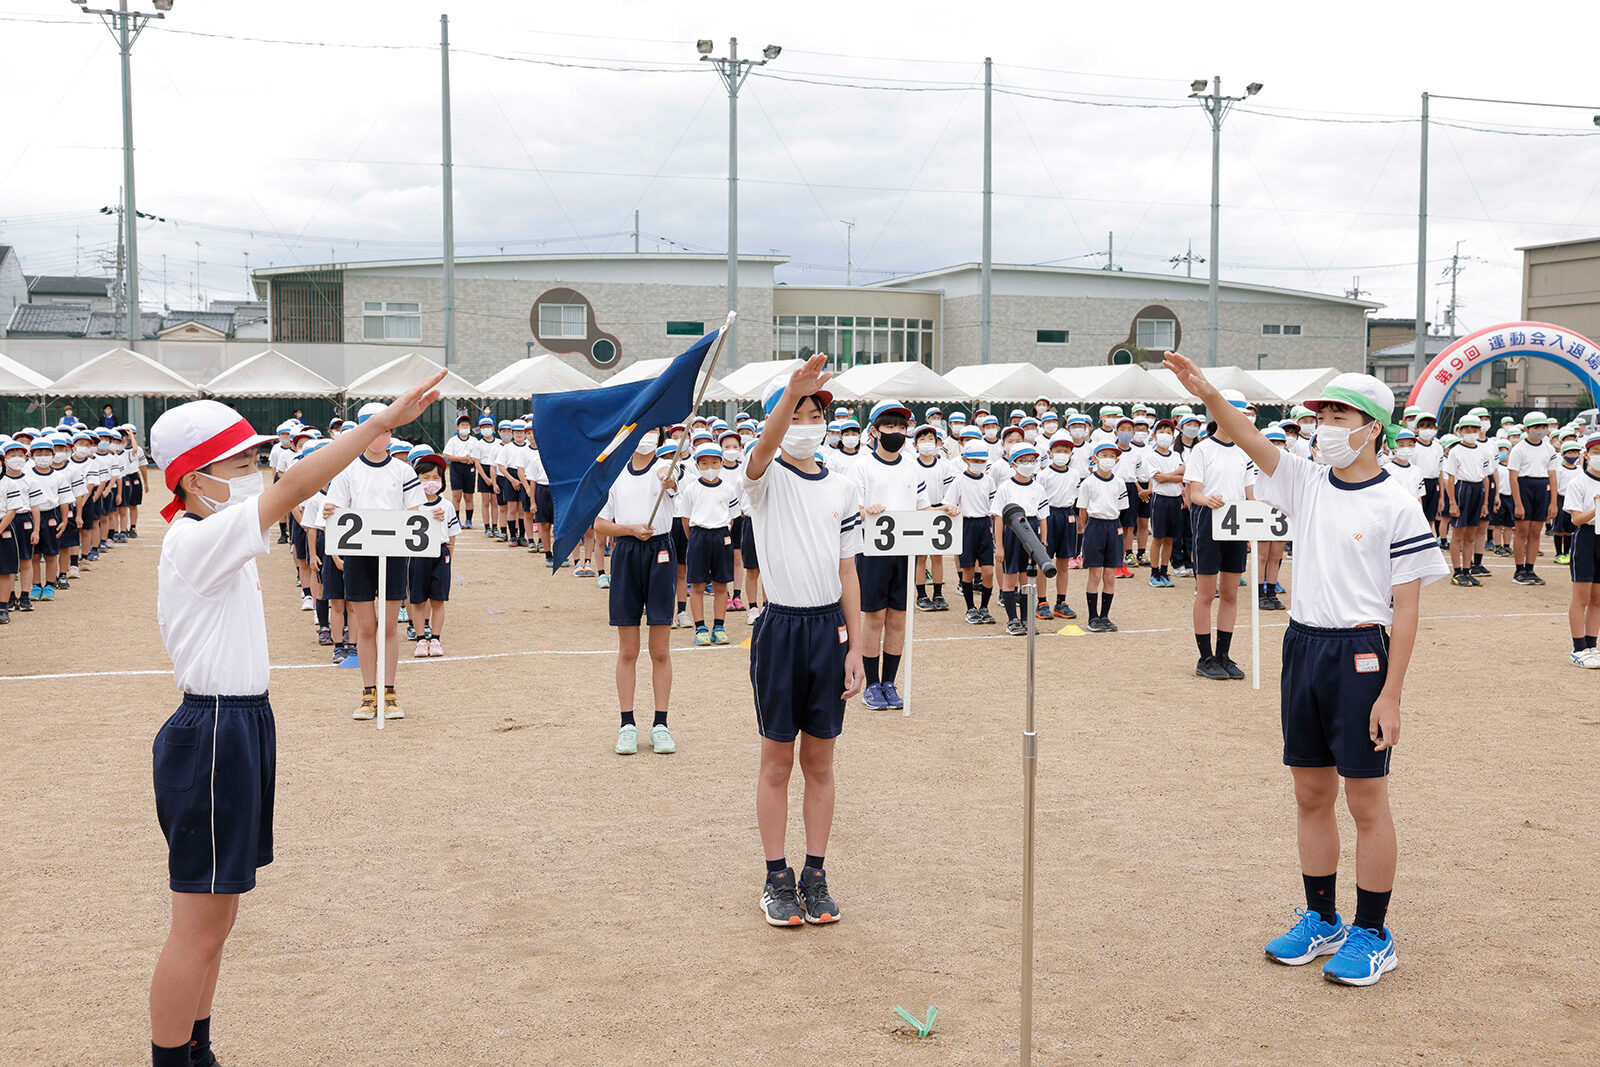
1164, 351, 1447, 987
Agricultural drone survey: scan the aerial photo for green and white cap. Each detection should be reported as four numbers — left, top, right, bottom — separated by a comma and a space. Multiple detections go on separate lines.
1523, 410, 1556, 427
1403, 405, 1426, 419
1291, 404, 1315, 420
1456, 414, 1484, 430
1469, 406, 1489, 419
1304, 373, 1400, 445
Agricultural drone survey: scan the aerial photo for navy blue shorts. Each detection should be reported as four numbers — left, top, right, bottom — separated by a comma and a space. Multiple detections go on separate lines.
687, 525, 735, 586
1135, 482, 1152, 519
15, 515, 33, 561
1492, 493, 1514, 527
1080, 516, 1121, 570
750, 602, 848, 742
316, 531, 345, 600
534, 482, 553, 524
1571, 526, 1600, 584
856, 553, 908, 612
730, 515, 748, 555
958, 516, 994, 569
741, 516, 759, 571
1553, 509, 1576, 535
609, 534, 677, 627
1119, 481, 1140, 529
1452, 481, 1485, 528
496, 475, 516, 508
1001, 516, 1041, 575
1281, 620, 1390, 778
290, 517, 308, 561
408, 552, 452, 603
1422, 478, 1441, 522
1150, 495, 1185, 540
153, 693, 276, 894
1518, 478, 1551, 520
59, 517, 80, 550
449, 461, 477, 494
129, 477, 144, 506
36, 514, 59, 557
1191, 505, 1247, 575
1046, 506, 1076, 559
0, 529, 17, 575
342, 555, 408, 602
82, 496, 97, 524
671, 521, 689, 566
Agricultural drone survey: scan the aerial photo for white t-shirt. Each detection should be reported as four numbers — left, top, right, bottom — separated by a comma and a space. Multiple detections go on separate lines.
443, 433, 477, 464
1507, 440, 1558, 482
991, 475, 1048, 520
855, 451, 931, 511
915, 455, 957, 508
157, 502, 272, 696
1410, 439, 1444, 479
676, 474, 742, 530
1183, 437, 1258, 501
1494, 463, 1512, 495
523, 446, 549, 486
1112, 447, 1145, 483
300, 489, 328, 531
1386, 461, 1425, 500
943, 469, 995, 518
24, 464, 59, 510
1562, 468, 1600, 522
422, 494, 461, 541
1442, 443, 1494, 485
1037, 462, 1083, 509
1143, 448, 1185, 497
326, 454, 425, 511
1255, 452, 1449, 628
598, 458, 677, 536
1557, 461, 1583, 506
744, 456, 863, 608
269, 441, 294, 474
0, 472, 32, 526
67, 458, 92, 499
1076, 472, 1129, 521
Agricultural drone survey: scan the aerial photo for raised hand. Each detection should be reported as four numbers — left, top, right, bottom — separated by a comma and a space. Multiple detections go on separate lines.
788, 352, 833, 399
1162, 351, 1216, 401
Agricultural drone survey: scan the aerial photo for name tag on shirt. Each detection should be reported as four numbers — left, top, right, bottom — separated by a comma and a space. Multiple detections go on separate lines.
837, 626, 849, 645
724, 535, 732, 545
657, 549, 670, 564
1354, 653, 1380, 674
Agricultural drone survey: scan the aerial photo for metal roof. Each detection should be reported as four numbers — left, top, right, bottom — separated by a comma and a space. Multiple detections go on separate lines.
249, 251, 790, 278
25, 275, 114, 297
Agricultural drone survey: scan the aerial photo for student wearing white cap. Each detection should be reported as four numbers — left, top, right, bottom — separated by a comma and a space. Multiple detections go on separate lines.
443, 413, 479, 530
1441, 414, 1495, 585
1508, 412, 1559, 586
145, 373, 443, 1067
0, 438, 34, 616
1166, 353, 1447, 988
1560, 432, 1600, 666
267, 421, 297, 544
678, 442, 743, 647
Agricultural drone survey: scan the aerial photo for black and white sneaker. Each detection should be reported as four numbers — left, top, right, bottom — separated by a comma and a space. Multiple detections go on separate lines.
1511, 570, 1532, 585
798, 866, 840, 924
1196, 655, 1230, 680
1470, 562, 1490, 577
964, 608, 983, 625
1528, 570, 1546, 586
915, 595, 936, 612
760, 868, 804, 927
1006, 618, 1027, 636
1217, 656, 1246, 680
931, 594, 950, 611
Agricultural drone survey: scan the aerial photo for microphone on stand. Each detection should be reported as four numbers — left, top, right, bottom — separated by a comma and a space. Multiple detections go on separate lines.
1001, 503, 1057, 577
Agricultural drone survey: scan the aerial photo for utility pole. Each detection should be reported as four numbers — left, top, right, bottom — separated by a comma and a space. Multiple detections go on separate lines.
981, 56, 992, 365
1170, 239, 1204, 278
700, 36, 783, 370
1344, 275, 1370, 301
1441, 240, 1465, 337
841, 218, 855, 286
1414, 92, 1429, 381
194, 240, 201, 309
1190, 75, 1262, 366
161, 251, 167, 311
113, 197, 125, 321
634, 209, 640, 254
1105, 231, 1115, 271
440, 13, 456, 369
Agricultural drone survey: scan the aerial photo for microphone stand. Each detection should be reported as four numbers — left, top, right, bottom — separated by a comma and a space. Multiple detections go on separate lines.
1020, 554, 1038, 1066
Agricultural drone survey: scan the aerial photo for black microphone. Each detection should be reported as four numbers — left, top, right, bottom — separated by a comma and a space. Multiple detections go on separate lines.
1001, 503, 1057, 577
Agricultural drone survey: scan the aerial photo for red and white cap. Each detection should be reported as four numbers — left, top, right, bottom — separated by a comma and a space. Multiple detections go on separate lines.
150, 399, 276, 521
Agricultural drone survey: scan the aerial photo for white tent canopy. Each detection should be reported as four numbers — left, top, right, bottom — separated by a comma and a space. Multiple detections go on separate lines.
1243, 367, 1339, 405
202, 348, 338, 398
1145, 364, 1265, 403
0, 351, 52, 396
476, 355, 598, 399
47, 347, 198, 397
604, 357, 736, 402
1046, 364, 1186, 404
829, 361, 967, 403
719, 359, 804, 401
942, 362, 1062, 404
345, 351, 480, 400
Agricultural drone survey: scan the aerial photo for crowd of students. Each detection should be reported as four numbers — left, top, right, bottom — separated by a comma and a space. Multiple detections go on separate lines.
0, 419, 147, 623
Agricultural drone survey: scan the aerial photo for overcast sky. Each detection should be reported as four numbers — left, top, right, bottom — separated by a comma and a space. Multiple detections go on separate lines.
3, 0, 1597, 340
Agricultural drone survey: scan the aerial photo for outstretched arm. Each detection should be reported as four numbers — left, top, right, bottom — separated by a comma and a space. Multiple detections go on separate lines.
1162, 351, 1279, 477
747, 353, 832, 482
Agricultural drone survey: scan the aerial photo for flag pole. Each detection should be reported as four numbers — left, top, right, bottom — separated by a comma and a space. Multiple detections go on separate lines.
646, 311, 736, 527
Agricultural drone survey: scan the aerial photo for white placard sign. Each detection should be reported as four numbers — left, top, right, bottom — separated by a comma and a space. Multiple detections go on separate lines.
1210, 500, 1291, 542
328, 508, 445, 558
861, 510, 964, 557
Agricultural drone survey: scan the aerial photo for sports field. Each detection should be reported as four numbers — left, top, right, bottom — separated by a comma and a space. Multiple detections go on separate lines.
2, 482, 1595, 1065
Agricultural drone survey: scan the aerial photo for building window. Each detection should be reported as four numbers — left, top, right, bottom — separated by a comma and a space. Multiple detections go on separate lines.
1111, 348, 1134, 366
1262, 324, 1281, 335
362, 301, 421, 341
1135, 317, 1175, 350
1462, 367, 1483, 384
666, 320, 704, 336
537, 302, 587, 340
1036, 329, 1069, 344
772, 315, 933, 369
1262, 324, 1302, 336
1282, 324, 1302, 335
1380, 365, 1409, 383
590, 338, 618, 367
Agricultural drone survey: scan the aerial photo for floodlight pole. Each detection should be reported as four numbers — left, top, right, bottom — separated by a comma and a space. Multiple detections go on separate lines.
1190, 76, 1259, 367
441, 13, 456, 369
981, 57, 993, 366
1414, 93, 1429, 382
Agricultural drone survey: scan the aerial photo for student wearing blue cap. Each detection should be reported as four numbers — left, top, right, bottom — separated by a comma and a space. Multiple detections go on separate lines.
268, 422, 296, 543
443, 413, 478, 530
944, 441, 998, 624
1077, 440, 1129, 631
406, 446, 460, 656
990, 443, 1050, 634
474, 415, 500, 539
677, 442, 743, 646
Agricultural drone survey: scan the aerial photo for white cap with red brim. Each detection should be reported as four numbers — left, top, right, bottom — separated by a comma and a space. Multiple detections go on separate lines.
151, 399, 276, 522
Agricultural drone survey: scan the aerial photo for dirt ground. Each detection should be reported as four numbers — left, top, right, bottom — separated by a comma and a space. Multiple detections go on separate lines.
2, 482, 1597, 1066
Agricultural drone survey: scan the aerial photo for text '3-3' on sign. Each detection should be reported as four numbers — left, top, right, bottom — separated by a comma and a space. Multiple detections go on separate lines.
327, 508, 445, 558
1211, 500, 1291, 542
862, 510, 964, 557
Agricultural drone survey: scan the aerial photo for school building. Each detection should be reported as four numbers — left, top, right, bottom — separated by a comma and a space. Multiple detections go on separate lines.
248, 252, 1379, 385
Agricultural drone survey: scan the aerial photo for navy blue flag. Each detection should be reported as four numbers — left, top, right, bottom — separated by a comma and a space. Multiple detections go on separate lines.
531, 328, 721, 570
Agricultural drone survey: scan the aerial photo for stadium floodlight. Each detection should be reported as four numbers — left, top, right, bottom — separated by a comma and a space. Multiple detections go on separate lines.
1246, 82, 1263, 95
697, 39, 713, 54
1190, 79, 1208, 93
763, 44, 782, 60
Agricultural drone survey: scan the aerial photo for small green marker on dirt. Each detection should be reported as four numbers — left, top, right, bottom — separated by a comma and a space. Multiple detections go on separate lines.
894, 1005, 937, 1037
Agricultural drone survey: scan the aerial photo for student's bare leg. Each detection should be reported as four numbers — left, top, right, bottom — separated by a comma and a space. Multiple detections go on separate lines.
757, 738, 795, 861
616, 625, 640, 711
1137, 516, 1150, 554
149, 892, 238, 1048
861, 607, 885, 659
798, 733, 837, 858
882, 606, 906, 657
648, 623, 672, 709
351, 601, 379, 687
690, 581, 706, 625
1217, 571, 1242, 631
1193, 573, 1218, 633
429, 599, 446, 638
929, 553, 944, 586
1290, 766, 1340, 879
1344, 776, 1396, 893
1053, 561, 1070, 600
193, 895, 239, 1021
383, 600, 402, 685
711, 581, 729, 622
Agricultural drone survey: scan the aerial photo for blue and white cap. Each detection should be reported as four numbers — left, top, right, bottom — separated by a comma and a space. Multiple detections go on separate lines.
478, 415, 494, 427
497, 419, 513, 430
1218, 388, 1248, 410
655, 442, 679, 461
1, 437, 23, 454
72, 429, 96, 444
958, 427, 981, 441
1010, 444, 1040, 463
355, 402, 387, 425
868, 399, 912, 425
276, 420, 299, 435
961, 445, 988, 462
387, 439, 410, 454
840, 418, 861, 432
408, 444, 445, 468
1395, 428, 1417, 443
692, 443, 722, 463
1091, 439, 1121, 456
1263, 426, 1286, 443
1065, 413, 1092, 428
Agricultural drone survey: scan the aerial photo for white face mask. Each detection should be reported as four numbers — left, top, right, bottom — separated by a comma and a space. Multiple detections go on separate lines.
480, 427, 494, 438
1133, 431, 1149, 445
982, 428, 999, 442
457, 428, 469, 438
1394, 446, 1415, 462
698, 467, 720, 483
1154, 432, 1174, 449
841, 433, 860, 450
916, 439, 937, 457
73, 446, 91, 459
635, 431, 660, 455
782, 423, 828, 458
826, 432, 841, 447
1313, 422, 1376, 469
1022, 428, 1038, 442
1460, 431, 1478, 444
722, 447, 741, 463
1182, 425, 1199, 439
419, 478, 442, 495
194, 469, 264, 513
1015, 460, 1038, 477
1589, 456, 1600, 474
966, 460, 986, 474
1069, 426, 1088, 442
1096, 455, 1116, 473
1417, 427, 1436, 442
1051, 451, 1070, 467
1041, 422, 1059, 437
32, 455, 51, 470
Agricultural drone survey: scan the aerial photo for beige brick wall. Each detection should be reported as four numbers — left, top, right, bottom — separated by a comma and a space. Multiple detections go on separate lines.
342, 273, 773, 384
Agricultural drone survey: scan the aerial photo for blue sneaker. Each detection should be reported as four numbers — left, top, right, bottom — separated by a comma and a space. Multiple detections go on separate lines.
862, 683, 889, 709
1322, 925, 1397, 986
39, 585, 54, 601
879, 681, 904, 709
1264, 908, 1347, 965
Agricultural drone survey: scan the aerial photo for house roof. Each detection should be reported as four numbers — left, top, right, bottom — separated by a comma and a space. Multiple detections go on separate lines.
0, 245, 13, 267
26, 275, 114, 298
6, 304, 238, 338
1370, 336, 1461, 359
7, 303, 94, 336
249, 251, 789, 278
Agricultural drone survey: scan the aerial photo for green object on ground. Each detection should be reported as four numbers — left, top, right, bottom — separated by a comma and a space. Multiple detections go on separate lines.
893, 1005, 937, 1037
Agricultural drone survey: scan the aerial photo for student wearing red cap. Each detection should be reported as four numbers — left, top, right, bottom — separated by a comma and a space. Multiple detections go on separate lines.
145, 372, 443, 1067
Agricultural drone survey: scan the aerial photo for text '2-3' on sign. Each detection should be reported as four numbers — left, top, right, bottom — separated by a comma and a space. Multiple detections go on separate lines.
862, 510, 964, 557
1210, 500, 1291, 542
327, 508, 445, 558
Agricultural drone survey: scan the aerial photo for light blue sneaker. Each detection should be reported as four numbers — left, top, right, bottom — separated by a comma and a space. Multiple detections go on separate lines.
1322, 925, 1397, 986
862, 682, 889, 709
597, 572, 611, 589
1265, 907, 1347, 965
879, 681, 904, 709
615, 724, 639, 755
